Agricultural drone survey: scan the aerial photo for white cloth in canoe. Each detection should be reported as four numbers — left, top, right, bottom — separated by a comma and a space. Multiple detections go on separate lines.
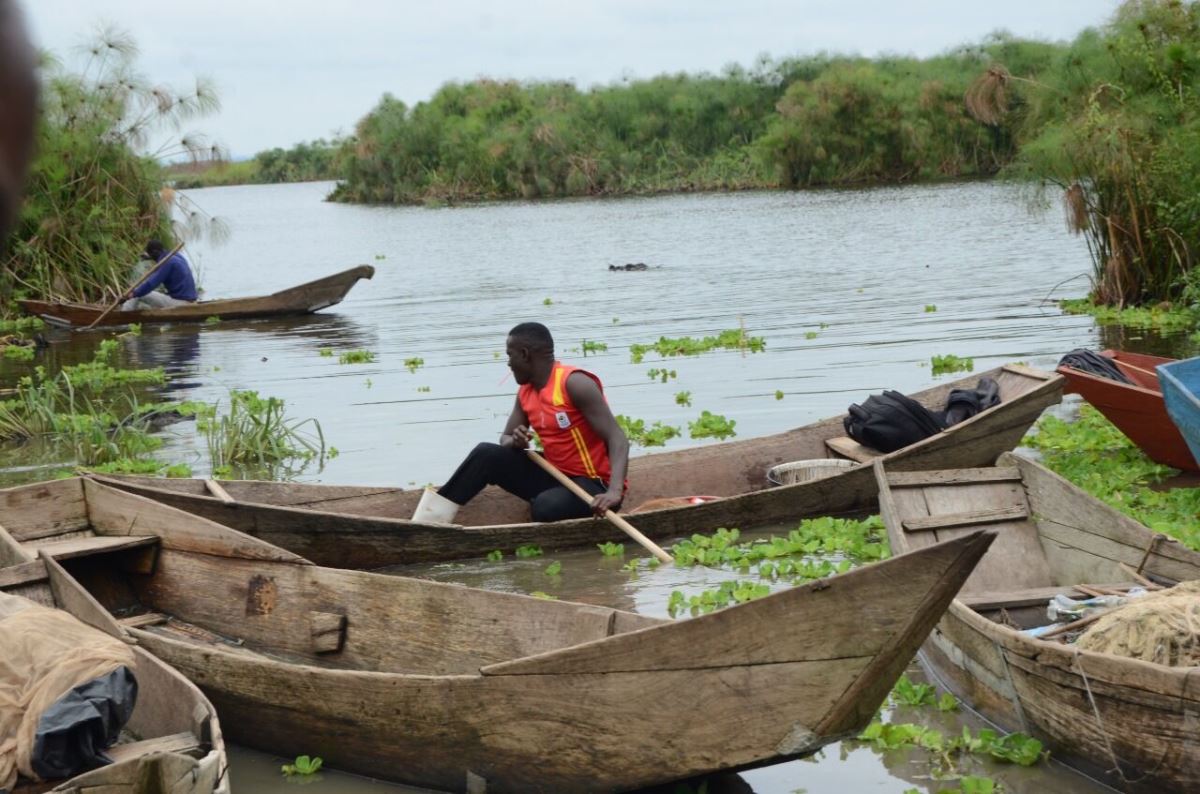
0, 592, 134, 791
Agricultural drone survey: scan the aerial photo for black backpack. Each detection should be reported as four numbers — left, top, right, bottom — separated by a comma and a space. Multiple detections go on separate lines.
844, 391, 946, 453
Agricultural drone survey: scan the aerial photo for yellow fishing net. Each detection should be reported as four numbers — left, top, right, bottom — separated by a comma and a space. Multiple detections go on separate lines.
1076, 580, 1200, 667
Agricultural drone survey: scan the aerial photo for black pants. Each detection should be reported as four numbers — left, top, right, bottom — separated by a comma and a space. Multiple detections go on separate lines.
438, 443, 609, 522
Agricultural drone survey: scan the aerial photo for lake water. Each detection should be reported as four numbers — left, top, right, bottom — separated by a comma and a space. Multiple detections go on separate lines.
6, 179, 1141, 792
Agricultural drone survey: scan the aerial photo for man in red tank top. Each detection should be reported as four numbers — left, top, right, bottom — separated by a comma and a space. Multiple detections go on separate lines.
415, 322, 630, 524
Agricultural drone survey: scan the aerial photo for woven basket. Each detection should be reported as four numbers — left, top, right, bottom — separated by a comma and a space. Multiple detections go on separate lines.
767, 458, 857, 486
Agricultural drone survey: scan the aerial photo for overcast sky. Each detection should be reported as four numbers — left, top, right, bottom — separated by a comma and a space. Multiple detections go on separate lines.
20, 1, 1123, 159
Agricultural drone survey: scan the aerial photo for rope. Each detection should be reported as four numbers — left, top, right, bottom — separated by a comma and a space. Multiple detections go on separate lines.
1072, 648, 1129, 783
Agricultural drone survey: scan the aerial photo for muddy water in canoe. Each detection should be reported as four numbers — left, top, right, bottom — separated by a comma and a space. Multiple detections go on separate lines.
0, 180, 1139, 791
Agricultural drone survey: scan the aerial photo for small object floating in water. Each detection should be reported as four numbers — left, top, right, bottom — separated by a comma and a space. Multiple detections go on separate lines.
608, 263, 651, 271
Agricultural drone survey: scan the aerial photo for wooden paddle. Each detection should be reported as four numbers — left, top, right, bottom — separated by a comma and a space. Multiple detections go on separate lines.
86, 241, 185, 329
525, 449, 673, 564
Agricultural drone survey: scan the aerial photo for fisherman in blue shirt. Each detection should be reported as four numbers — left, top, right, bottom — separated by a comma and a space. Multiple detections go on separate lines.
121, 239, 198, 311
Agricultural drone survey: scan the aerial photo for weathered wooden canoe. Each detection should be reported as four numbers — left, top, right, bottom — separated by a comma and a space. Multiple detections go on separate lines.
18, 265, 374, 328
877, 452, 1200, 791
93, 363, 1062, 569
1058, 350, 1198, 471
0, 476, 994, 793
1157, 355, 1200, 471
0, 561, 227, 792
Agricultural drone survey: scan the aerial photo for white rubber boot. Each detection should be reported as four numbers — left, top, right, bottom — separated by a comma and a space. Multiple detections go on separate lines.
412, 487, 460, 525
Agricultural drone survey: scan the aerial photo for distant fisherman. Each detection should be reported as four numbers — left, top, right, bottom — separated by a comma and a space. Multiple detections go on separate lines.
121, 239, 199, 310
413, 322, 630, 524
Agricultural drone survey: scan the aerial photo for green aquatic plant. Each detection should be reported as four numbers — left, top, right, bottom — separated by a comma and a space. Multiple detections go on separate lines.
515, 544, 543, 558
1059, 298, 1199, 332
615, 415, 681, 447
1023, 405, 1200, 546
774, 389, 784, 400
688, 411, 736, 440
318, 347, 334, 357
204, 316, 221, 325
924, 304, 937, 313
281, 755, 323, 777
417, 386, 431, 393
198, 389, 326, 478
404, 356, 424, 372
646, 368, 677, 383
3, 344, 34, 362
930, 354, 973, 376
581, 340, 608, 356
543, 297, 553, 306
530, 591, 557, 600
486, 550, 503, 562
339, 350, 375, 364
891, 676, 936, 707
629, 329, 765, 364
544, 560, 562, 576
597, 541, 624, 557
674, 390, 692, 407
804, 331, 818, 340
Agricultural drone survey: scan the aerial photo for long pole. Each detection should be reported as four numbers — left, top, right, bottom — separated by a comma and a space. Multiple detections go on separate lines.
525, 449, 673, 564
86, 241, 185, 329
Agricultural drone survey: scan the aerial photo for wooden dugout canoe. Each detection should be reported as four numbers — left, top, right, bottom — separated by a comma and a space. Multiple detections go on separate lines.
1057, 350, 1198, 471
0, 476, 994, 793
877, 452, 1200, 792
93, 363, 1062, 569
18, 265, 374, 328
0, 562, 227, 792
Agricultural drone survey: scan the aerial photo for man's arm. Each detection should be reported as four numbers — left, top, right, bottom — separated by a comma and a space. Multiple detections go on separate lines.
130, 257, 175, 299
566, 372, 629, 516
499, 398, 533, 449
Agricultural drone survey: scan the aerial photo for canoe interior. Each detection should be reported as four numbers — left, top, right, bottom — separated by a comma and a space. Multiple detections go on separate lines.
0, 482, 227, 794
877, 452, 1200, 791
18, 264, 374, 328
1057, 349, 1198, 471
0, 476, 995, 790
104, 363, 1062, 528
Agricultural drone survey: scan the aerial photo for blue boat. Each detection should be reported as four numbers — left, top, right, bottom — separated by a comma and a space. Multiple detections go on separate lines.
1157, 355, 1200, 469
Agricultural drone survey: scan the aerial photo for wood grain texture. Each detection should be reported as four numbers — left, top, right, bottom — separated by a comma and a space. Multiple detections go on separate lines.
881, 454, 1200, 791
91, 366, 1063, 569
23, 481, 990, 792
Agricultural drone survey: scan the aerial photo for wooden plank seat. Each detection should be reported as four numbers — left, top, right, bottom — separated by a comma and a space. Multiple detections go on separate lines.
902, 505, 1030, 532
31, 534, 158, 560
825, 436, 879, 463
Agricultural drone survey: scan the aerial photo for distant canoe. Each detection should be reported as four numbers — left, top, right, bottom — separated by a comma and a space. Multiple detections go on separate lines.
93, 364, 1063, 570
19, 265, 374, 328
2, 476, 993, 793
1157, 355, 1200, 469
1058, 349, 1199, 471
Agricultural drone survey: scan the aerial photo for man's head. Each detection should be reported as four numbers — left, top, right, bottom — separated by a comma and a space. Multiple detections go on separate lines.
143, 239, 166, 260
505, 322, 554, 385
0, 0, 38, 247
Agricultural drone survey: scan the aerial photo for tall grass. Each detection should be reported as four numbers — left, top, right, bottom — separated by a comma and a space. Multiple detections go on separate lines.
199, 390, 326, 478
968, 0, 1200, 306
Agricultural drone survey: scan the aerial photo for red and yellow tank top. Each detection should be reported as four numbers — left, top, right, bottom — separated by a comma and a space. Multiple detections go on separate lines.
519, 362, 613, 482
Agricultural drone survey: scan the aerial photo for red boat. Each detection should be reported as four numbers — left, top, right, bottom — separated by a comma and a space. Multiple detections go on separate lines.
1057, 350, 1199, 471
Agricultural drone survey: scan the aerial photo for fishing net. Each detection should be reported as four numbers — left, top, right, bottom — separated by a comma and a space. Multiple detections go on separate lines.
1076, 580, 1200, 667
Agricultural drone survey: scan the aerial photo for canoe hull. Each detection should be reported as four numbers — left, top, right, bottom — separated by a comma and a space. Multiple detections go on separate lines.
94, 364, 1063, 568
1058, 350, 1198, 471
878, 453, 1200, 792
1157, 356, 1200, 471
19, 265, 374, 328
1, 477, 993, 793
127, 529, 993, 793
